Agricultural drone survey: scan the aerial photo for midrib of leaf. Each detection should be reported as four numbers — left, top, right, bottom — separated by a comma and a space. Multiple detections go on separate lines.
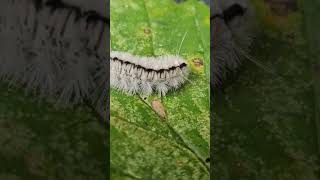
111, 166, 141, 180
165, 122, 210, 172
111, 116, 209, 175
115, 115, 210, 172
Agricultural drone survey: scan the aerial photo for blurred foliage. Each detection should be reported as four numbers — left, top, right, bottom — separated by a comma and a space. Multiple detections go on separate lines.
212, 0, 320, 179
0, 84, 108, 179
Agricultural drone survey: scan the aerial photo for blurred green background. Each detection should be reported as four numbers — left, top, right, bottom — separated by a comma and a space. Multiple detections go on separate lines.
212, 0, 320, 179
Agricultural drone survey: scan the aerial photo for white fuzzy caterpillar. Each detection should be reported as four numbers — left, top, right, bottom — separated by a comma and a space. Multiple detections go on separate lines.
0, 0, 109, 118
110, 51, 189, 96
212, 0, 255, 86
49, 0, 109, 18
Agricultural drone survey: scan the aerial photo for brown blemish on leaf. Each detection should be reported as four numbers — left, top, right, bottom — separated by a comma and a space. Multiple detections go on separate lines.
192, 58, 204, 67
189, 57, 205, 73
144, 28, 152, 35
151, 100, 166, 119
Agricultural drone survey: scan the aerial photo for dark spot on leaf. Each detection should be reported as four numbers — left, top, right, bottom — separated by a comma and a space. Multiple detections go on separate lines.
205, 158, 210, 163
144, 28, 152, 35
223, 4, 246, 24
192, 58, 204, 67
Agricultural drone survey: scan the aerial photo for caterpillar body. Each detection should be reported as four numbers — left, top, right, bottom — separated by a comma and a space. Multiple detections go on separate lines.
110, 51, 189, 96
0, 0, 109, 117
212, 0, 255, 86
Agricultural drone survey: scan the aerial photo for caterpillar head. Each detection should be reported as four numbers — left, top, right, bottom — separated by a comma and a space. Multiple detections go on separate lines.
211, 0, 255, 86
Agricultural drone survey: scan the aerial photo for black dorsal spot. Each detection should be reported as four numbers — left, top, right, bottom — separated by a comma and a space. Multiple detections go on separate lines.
223, 4, 246, 24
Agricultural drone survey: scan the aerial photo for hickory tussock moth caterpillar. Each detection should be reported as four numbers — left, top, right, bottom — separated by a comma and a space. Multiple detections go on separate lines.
110, 51, 189, 97
0, 0, 109, 118
212, 0, 256, 86
212, 0, 277, 89
110, 27, 190, 97
43, 0, 110, 17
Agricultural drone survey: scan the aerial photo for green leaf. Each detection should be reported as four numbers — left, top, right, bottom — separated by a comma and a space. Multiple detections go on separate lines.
110, 0, 210, 179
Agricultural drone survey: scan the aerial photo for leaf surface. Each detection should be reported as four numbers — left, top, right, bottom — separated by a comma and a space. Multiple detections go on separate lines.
110, 0, 210, 179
